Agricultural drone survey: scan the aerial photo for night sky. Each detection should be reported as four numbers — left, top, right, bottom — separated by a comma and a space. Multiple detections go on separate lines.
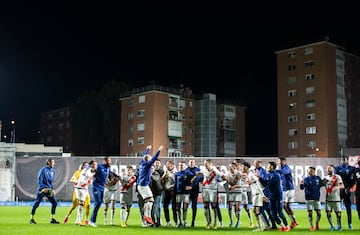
1, 3, 359, 155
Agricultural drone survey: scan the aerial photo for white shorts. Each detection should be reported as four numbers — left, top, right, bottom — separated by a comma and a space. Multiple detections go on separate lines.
241, 191, 248, 205
252, 194, 263, 207
120, 192, 133, 206
306, 200, 321, 210
137, 185, 153, 200
228, 192, 242, 202
176, 193, 190, 204
283, 189, 295, 203
325, 201, 341, 212
202, 189, 218, 203
103, 188, 117, 203
75, 188, 89, 202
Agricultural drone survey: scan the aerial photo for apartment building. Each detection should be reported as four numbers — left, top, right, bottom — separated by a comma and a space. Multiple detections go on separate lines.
276, 40, 360, 158
119, 85, 246, 157
40, 107, 72, 153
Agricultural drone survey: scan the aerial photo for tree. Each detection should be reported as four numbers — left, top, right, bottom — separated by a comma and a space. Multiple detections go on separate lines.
71, 80, 129, 155
98, 80, 129, 155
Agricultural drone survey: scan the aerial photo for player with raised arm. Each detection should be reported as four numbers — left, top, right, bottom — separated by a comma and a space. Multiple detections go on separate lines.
137, 144, 164, 226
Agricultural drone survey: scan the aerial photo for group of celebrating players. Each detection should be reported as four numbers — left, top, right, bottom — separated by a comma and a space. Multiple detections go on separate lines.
29, 147, 360, 232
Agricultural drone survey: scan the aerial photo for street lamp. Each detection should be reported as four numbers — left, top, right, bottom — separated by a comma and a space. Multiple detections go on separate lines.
10, 120, 15, 144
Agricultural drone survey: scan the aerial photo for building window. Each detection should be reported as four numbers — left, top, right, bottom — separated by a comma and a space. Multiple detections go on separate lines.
307, 140, 317, 149
288, 141, 298, 149
288, 90, 297, 97
129, 98, 134, 106
306, 113, 316, 120
189, 101, 192, 107
169, 110, 178, 120
336, 62, 344, 71
47, 124, 53, 130
58, 123, 64, 130
128, 112, 134, 120
306, 86, 315, 94
58, 136, 63, 141
137, 123, 145, 131
169, 97, 178, 108
128, 139, 133, 147
288, 65, 296, 71
337, 75, 345, 86
337, 112, 346, 120
47, 114, 53, 120
306, 126, 317, 134
66, 122, 70, 128
338, 125, 347, 134
306, 154, 316, 158
306, 99, 315, 108
128, 126, 133, 134
288, 115, 298, 123
289, 129, 298, 136
288, 51, 296, 58
138, 110, 145, 117
179, 100, 185, 109
288, 76, 297, 84
304, 47, 314, 55
337, 87, 345, 99
139, 95, 145, 103
305, 60, 314, 68
338, 100, 346, 108
306, 74, 315, 81
179, 114, 186, 121
289, 103, 297, 110
137, 137, 144, 145
59, 111, 64, 118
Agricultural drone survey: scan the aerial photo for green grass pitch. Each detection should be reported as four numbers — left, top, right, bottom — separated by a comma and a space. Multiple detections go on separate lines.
0, 206, 359, 235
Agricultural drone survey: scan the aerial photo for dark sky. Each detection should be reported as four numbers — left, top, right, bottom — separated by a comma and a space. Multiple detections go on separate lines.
1, 3, 359, 155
